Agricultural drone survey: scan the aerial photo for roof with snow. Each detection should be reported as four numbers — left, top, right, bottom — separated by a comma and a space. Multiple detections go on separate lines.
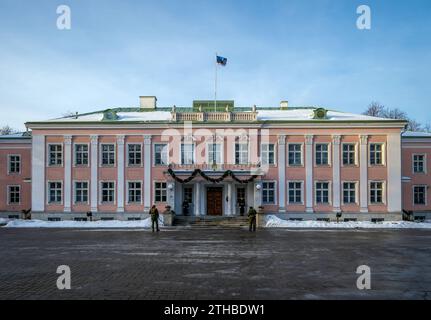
0, 132, 31, 139
402, 131, 431, 138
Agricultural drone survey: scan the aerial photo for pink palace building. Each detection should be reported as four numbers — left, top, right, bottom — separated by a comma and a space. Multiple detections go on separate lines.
1, 96, 431, 223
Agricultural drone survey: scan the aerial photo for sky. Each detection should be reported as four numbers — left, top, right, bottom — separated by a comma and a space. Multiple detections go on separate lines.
0, 0, 430, 130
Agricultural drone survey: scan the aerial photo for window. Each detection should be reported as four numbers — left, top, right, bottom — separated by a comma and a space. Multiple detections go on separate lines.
48, 144, 63, 166
8, 185, 20, 204
315, 144, 329, 165
101, 182, 115, 203
315, 182, 330, 204
154, 182, 167, 202
262, 182, 275, 204
8, 155, 21, 174
48, 182, 62, 204
127, 144, 142, 166
370, 143, 383, 165
101, 144, 115, 166
74, 181, 89, 203
343, 182, 357, 204
370, 182, 384, 204
181, 144, 194, 165
74, 144, 89, 166
235, 143, 248, 165
288, 144, 302, 166
128, 181, 142, 203
413, 154, 426, 173
208, 143, 222, 164
413, 186, 426, 205
288, 182, 302, 204
342, 144, 356, 165
261, 144, 275, 165
154, 144, 168, 166
183, 186, 193, 204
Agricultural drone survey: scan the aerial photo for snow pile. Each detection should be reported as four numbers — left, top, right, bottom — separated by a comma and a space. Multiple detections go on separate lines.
0, 218, 10, 225
4, 216, 163, 229
265, 215, 431, 229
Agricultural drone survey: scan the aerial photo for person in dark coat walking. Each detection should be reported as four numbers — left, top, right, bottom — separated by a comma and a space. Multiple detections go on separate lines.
248, 206, 257, 232
150, 205, 160, 232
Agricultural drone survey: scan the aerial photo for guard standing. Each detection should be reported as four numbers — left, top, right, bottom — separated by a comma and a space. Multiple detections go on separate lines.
248, 206, 257, 232
150, 205, 160, 232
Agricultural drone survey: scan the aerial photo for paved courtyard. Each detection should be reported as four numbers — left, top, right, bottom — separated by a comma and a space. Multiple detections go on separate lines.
0, 227, 430, 300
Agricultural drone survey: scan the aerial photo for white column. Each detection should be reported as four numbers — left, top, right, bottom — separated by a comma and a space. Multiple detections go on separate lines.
359, 135, 368, 213
63, 135, 72, 212
90, 135, 98, 212
194, 182, 201, 216
254, 181, 262, 209
31, 134, 45, 212
305, 134, 314, 213
143, 135, 152, 212
387, 133, 402, 213
167, 181, 175, 209
277, 135, 286, 213
116, 135, 125, 212
332, 135, 341, 212
226, 182, 233, 216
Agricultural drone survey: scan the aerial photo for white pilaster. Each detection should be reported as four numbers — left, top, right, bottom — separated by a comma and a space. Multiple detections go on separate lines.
359, 135, 368, 213
167, 181, 175, 209
305, 134, 314, 213
31, 134, 45, 212
254, 181, 262, 209
194, 182, 201, 216
63, 135, 72, 212
387, 133, 402, 212
90, 135, 98, 212
116, 135, 125, 212
226, 182, 233, 216
277, 135, 286, 213
332, 135, 341, 212
143, 135, 152, 212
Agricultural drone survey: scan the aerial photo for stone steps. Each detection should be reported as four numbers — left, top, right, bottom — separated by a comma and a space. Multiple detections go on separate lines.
173, 216, 249, 227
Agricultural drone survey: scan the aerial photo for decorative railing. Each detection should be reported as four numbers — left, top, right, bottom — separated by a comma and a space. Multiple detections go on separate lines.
171, 111, 257, 122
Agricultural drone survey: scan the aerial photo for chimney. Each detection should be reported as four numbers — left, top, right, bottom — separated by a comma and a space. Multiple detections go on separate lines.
139, 96, 157, 109
280, 101, 288, 110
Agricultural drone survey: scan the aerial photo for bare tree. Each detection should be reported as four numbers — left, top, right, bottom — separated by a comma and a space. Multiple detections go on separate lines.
363, 102, 385, 117
0, 125, 17, 135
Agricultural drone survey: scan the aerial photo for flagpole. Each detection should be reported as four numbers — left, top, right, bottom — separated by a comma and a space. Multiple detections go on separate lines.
214, 52, 217, 112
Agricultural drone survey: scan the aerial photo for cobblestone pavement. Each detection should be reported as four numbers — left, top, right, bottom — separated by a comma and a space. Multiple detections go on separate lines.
0, 227, 430, 300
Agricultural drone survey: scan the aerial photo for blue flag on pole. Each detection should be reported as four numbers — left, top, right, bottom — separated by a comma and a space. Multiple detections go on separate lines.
216, 56, 227, 66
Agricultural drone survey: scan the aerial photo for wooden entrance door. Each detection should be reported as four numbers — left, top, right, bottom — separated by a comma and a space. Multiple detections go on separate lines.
207, 187, 223, 216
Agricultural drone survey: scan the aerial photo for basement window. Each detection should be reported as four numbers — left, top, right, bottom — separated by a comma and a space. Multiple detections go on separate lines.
316, 218, 330, 222
8, 215, 19, 219
371, 218, 384, 223
128, 217, 141, 221
48, 217, 61, 222
414, 216, 426, 222
344, 218, 357, 222
288, 218, 303, 221
100, 217, 114, 221
74, 217, 87, 221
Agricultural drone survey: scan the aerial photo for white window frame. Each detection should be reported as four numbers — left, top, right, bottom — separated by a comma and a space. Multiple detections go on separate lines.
287, 143, 304, 167
206, 142, 224, 165
99, 181, 116, 204
287, 180, 304, 205
314, 143, 331, 166
127, 180, 143, 204
7, 154, 21, 174
73, 143, 89, 167
180, 143, 195, 165
153, 143, 169, 166
154, 181, 167, 203
341, 143, 358, 166
47, 180, 63, 205
262, 181, 277, 205
314, 181, 332, 205
47, 143, 63, 167
73, 180, 89, 204
412, 153, 427, 174
234, 142, 249, 165
341, 181, 358, 205
369, 143, 386, 166
261, 143, 276, 166
126, 143, 143, 167
7, 185, 21, 205
412, 185, 427, 206
100, 143, 116, 167
369, 180, 386, 205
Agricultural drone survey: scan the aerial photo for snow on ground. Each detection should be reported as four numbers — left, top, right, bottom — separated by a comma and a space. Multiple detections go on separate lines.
4, 217, 163, 229
0, 218, 10, 225
265, 215, 431, 229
